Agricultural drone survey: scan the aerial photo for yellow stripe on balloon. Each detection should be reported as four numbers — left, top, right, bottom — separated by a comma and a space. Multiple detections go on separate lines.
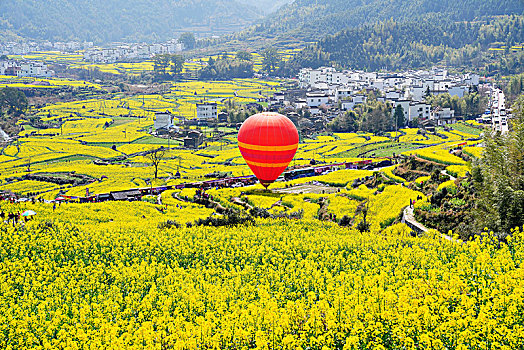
245, 159, 290, 167
238, 141, 298, 152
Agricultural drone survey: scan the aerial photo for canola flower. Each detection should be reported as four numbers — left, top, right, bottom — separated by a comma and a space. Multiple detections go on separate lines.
446, 165, 470, 178
438, 180, 458, 191
405, 143, 467, 165
0, 202, 524, 349
463, 146, 483, 159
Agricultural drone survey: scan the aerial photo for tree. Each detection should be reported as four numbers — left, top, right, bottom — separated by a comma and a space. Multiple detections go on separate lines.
170, 55, 185, 76
146, 147, 166, 179
472, 95, 524, 237
197, 57, 253, 80
507, 73, 524, 101
463, 92, 486, 117
262, 48, 280, 74
394, 104, 406, 129
153, 54, 170, 76
236, 51, 252, 61
0, 87, 28, 116
357, 100, 393, 133
424, 86, 431, 98
328, 110, 358, 132
178, 32, 196, 50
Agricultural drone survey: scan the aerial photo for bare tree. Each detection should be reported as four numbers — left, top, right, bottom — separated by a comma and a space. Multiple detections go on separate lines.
146, 148, 166, 179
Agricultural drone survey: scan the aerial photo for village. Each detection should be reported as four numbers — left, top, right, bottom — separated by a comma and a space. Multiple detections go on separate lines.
148, 66, 507, 150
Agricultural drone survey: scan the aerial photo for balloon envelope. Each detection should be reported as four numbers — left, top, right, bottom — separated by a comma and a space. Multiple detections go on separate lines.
238, 112, 299, 188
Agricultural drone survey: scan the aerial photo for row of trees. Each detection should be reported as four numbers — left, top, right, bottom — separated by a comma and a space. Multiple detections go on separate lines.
473, 95, 524, 237
197, 53, 254, 80
152, 54, 185, 80
329, 90, 487, 133
328, 94, 405, 134
425, 92, 487, 117
221, 99, 261, 123
506, 73, 524, 102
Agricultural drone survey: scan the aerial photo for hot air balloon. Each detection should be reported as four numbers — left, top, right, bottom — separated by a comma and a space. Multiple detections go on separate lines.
238, 112, 299, 188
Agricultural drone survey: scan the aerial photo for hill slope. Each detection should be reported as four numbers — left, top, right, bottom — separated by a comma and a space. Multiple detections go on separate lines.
0, 0, 262, 43
237, 0, 292, 15
248, 0, 524, 42
278, 15, 524, 73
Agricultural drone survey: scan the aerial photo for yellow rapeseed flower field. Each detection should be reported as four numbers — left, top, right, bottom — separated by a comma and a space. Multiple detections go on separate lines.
0, 200, 523, 349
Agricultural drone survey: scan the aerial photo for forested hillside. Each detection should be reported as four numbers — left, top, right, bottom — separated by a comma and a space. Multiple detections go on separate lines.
244, 0, 524, 42
277, 15, 524, 75
0, 0, 261, 43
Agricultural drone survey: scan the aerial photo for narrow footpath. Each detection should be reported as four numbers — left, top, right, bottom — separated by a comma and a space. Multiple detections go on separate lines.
402, 206, 456, 242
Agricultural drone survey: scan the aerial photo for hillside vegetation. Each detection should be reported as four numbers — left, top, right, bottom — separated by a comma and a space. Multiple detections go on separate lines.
0, 0, 261, 43
278, 15, 524, 74
243, 0, 524, 42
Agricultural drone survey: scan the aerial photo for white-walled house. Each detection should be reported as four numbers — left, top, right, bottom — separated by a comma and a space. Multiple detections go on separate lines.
340, 101, 355, 111
431, 107, 456, 126
196, 102, 218, 120
463, 73, 480, 86
0, 61, 20, 75
406, 86, 427, 102
154, 112, 175, 130
274, 92, 285, 103
391, 99, 411, 122
18, 61, 54, 77
340, 94, 367, 111
409, 102, 431, 121
336, 88, 352, 103
369, 78, 384, 91
352, 94, 366, 104
332, 72, 350, 86
385, 91, 401, 100
306, 92, 330, 108
0, 60, 53, 77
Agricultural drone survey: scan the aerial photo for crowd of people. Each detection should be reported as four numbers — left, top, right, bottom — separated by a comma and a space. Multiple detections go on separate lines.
0, 210, 26, 226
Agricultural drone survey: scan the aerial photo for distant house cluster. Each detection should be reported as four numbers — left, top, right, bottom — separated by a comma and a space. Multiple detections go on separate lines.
289, 67, 481, 127
0, 41, 93, 55
83, 40, 184, 63
152, 111, 208, 149
0, 59, 54, 78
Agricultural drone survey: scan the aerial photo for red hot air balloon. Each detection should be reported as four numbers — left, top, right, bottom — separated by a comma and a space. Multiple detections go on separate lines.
238, 112, 299, 188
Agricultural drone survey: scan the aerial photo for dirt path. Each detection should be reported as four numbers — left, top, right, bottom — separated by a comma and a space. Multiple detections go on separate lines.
403, 206, 456, 242
441, 170, 457, 181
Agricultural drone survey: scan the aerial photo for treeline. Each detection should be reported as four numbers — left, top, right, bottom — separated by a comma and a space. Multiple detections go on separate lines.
198, 53, 254, 80
425, 92, 487, 118
506, 73, 524, 103
220, 99, 262, 123
278, 15, 524, 75
472, 95, 524, 237
328, 93, 396, 134
152, 54, 185, 80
